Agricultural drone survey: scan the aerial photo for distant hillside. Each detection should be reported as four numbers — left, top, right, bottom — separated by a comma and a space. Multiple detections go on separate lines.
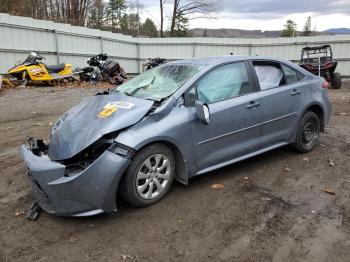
189, 28, 347, 38
325, 28, 350, 34
190, 28, 265, 38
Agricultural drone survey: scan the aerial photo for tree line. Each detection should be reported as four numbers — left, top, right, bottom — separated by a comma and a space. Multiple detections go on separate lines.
0, 0, 216, 37
281, 16, 317, 37
0, 1, 318, 38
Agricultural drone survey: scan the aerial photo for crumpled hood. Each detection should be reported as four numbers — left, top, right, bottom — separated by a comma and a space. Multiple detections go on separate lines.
48, 93, 154, 160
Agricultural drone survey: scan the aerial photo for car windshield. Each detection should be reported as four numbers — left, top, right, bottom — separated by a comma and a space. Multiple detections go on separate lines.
115, 63, 203, 101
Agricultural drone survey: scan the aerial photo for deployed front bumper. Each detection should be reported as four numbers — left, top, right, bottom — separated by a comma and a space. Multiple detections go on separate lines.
20, 145, 131, 217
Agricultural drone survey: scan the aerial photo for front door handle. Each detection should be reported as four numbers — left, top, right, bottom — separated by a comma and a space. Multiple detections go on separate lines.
246, 101, 260, 109
290, 89, 301, 96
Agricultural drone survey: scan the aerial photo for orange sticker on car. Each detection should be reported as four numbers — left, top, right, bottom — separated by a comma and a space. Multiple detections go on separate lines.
97, 107, 117, 118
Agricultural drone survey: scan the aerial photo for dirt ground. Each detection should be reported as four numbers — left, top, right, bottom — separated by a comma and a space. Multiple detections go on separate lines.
0, 83, 350, 262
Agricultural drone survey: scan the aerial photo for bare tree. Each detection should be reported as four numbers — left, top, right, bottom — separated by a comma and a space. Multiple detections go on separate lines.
128, 0, 143, 36
159, 0, 166, 37
170, 0, 216, 37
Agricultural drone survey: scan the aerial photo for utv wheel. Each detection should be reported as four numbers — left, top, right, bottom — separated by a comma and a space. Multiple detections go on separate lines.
293, 111, 320, 153
120, 144, 175, 207
331, 72, 341, 89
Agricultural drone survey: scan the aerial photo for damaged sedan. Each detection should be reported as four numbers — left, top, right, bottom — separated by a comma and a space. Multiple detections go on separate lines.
20, 56, 332, 217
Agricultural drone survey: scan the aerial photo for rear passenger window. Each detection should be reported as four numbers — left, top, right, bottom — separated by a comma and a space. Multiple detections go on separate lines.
281, 64, 303, 85
253, 62, 284, 90
253, 61, 304, 90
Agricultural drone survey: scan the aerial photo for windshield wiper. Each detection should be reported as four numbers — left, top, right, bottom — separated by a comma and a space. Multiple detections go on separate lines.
125, 76, 156, 96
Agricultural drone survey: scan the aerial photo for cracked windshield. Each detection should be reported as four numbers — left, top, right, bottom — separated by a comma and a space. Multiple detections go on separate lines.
116, 64, 204, 101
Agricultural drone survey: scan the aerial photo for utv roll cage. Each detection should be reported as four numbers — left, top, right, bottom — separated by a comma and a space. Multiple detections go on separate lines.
299, 45, 341, 89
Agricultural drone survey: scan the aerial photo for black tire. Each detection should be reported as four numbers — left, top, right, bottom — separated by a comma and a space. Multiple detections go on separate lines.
293, 111, 320, 153
331, 72, 341, 89
120, 144, 175, 207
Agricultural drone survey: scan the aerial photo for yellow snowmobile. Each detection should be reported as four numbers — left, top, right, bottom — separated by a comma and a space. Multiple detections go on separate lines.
2, 51, 77, 87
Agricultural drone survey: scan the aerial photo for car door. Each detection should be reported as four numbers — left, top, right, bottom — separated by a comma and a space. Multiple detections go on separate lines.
187, 61, 262, 171
251, 60, 304, 148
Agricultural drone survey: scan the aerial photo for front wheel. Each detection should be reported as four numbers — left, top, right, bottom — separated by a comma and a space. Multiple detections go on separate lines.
331, 72, 341, 89
120, 144, 175, 207
293, 111, 320, 153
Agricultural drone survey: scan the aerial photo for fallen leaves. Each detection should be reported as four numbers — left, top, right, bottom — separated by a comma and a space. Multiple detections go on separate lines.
121, 254, 135, 261
323, 188, 335, 195
284, 165, 291, 172
69, 237, 78, 243
15, 209, 24, 216
328, 158, 335, 167
211, 183, 224, 189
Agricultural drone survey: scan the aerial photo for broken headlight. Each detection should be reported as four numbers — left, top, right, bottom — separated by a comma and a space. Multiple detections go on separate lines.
108, 142, 135, 159
63, 138, 113, 176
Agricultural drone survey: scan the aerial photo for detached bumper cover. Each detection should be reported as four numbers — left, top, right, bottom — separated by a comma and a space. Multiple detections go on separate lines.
20, 145, 131, 216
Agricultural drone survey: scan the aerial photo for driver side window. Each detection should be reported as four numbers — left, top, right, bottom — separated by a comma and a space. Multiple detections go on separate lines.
196, 62, 253, 104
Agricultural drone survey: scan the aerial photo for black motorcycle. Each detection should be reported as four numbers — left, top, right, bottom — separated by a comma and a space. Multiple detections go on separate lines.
77, 66, 101, 83
80, 54, 127, 84
143, 57, 167, 72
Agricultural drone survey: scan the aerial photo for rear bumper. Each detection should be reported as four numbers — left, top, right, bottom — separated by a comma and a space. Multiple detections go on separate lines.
20, 145, 131, 217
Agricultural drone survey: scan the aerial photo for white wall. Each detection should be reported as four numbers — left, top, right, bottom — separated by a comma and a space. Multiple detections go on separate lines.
1, 13, 350, 76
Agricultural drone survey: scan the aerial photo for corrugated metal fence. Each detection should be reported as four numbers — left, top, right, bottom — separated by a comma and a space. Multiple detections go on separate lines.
1, 13, 350, 76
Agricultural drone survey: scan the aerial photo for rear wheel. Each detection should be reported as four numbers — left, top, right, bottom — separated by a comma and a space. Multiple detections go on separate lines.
331, 72, 341, 89
293, 111, 320, 153
120, 144, 175, 207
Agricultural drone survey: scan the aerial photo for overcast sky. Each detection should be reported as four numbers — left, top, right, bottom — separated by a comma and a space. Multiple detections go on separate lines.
138, 0, 350, 31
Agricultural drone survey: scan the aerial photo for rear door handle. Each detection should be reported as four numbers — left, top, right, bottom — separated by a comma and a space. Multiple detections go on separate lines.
290, 89, 301, 96
246, 101, 260, 109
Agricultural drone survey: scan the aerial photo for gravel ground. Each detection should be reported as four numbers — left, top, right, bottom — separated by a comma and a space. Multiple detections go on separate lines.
0, 83, 350, 262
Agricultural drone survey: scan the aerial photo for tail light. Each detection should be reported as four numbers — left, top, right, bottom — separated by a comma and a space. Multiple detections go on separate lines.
322, 80, 329, 89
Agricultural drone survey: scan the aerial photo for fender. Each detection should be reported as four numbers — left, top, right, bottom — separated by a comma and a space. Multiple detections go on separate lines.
115, 134, 193, 185
300, 101, 327, 128
114, 106, 198, 185
288, 101, 326, 144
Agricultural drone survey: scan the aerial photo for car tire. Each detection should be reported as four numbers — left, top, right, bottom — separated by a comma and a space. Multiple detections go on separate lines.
293, 111, 320, 153
120, 144, 175, 207
331, 72, 341, 89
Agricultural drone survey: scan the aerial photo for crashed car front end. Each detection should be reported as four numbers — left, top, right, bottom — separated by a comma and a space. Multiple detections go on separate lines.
20, 138, 132, 216
19, 93, 155, 217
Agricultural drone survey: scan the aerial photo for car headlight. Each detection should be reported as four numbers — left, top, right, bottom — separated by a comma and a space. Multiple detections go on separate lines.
108, 142, 135, 159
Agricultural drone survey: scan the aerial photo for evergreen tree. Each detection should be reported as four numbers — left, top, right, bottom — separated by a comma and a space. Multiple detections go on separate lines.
88, 0, 107, 29
128, 13, 141, 36
280, 19, 297, 37
141, 18, 158, 37
173, 15, 190, 37
303, 16, 312, 36
108, 0, 127, 29
120, 13, 129, 34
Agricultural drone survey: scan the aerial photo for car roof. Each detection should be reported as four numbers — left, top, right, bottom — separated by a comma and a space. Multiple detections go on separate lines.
169, 55, 288, 66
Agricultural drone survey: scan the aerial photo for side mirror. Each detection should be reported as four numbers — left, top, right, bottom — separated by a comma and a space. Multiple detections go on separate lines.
195, 100, 210, 125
